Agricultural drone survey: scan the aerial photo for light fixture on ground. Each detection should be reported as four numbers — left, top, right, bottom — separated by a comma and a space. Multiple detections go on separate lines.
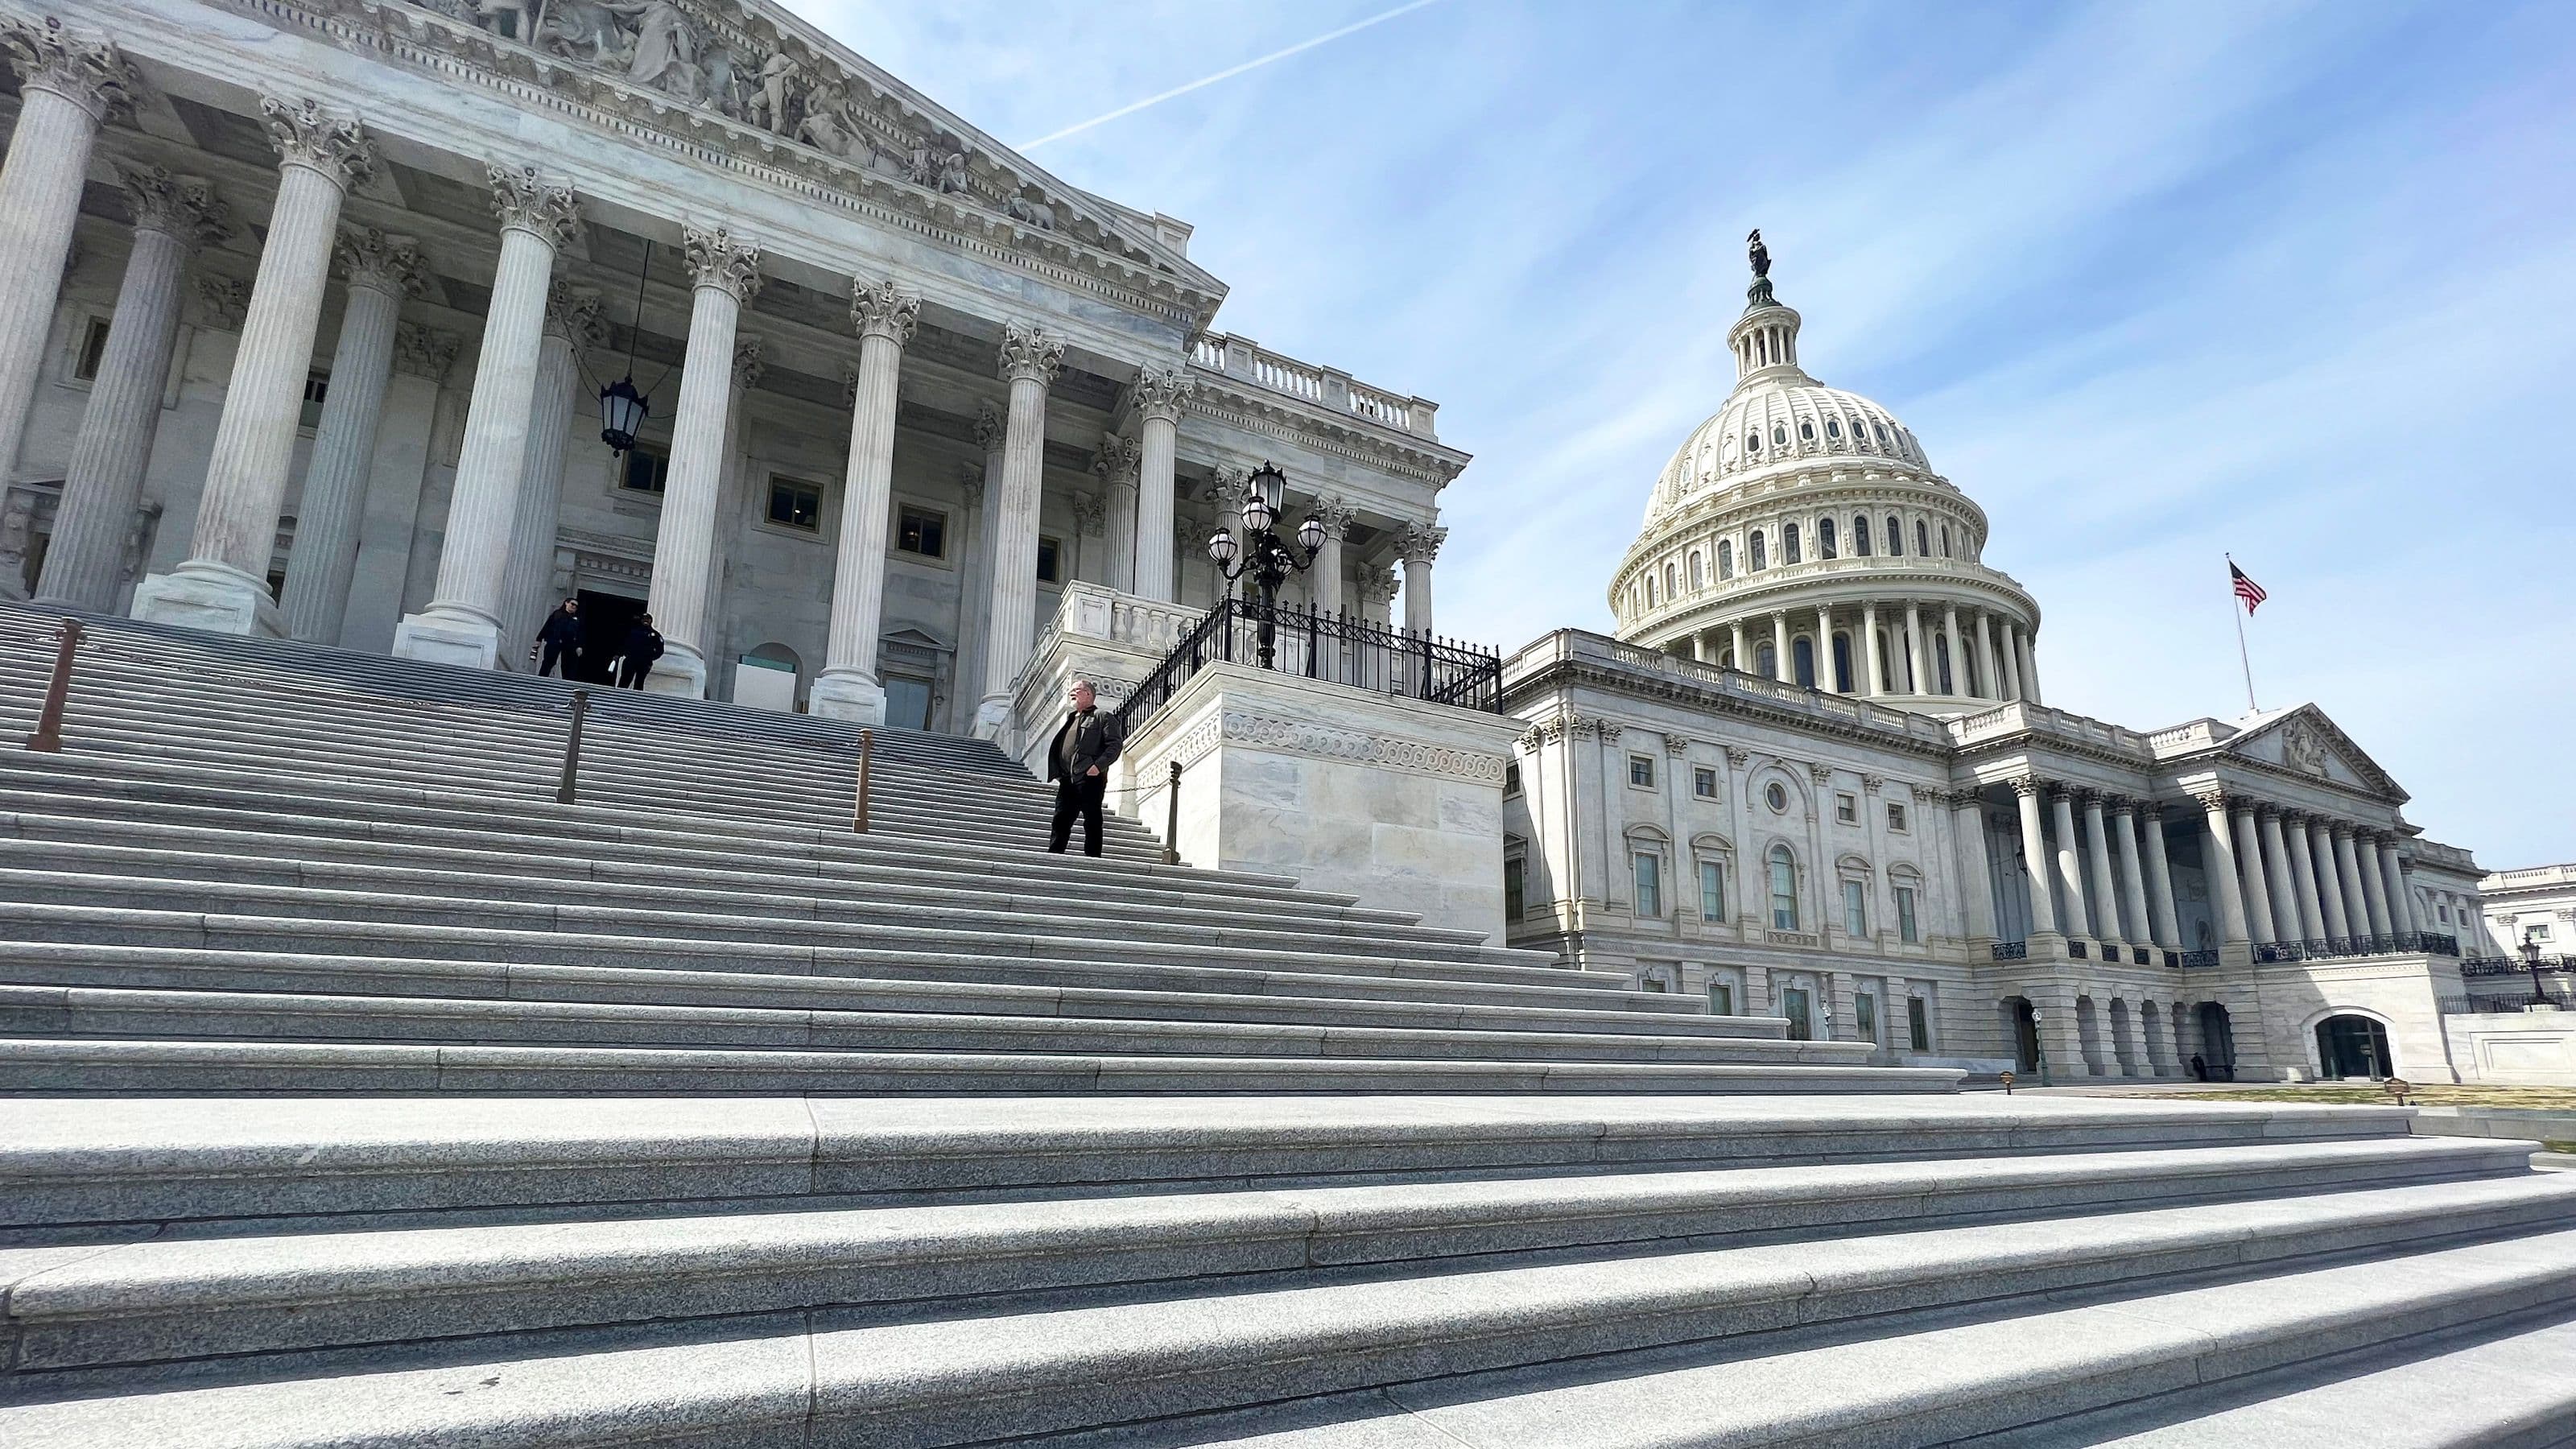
1206, 460, 1325, 669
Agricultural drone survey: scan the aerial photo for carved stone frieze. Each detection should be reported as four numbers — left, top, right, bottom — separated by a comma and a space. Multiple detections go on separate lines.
118, 165, 232, 247
730, 333, 766, 390
971, 401, 1004, 452
262, 97, 376, 188
1203, 709, 1508, 786
0, 15, 140, 122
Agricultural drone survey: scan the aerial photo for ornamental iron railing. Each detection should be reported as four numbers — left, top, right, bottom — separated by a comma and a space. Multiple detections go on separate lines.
1113, 597, 1504, 732
2256, 932, 2460, 964
1991, 940, 2029, 960
2179, 949, 2222, 968
2439, 992, 2576, 1015
2462, 954, 2576, 977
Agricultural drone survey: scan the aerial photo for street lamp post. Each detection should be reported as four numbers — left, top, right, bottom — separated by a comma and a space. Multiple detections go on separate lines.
2524, 929, 2551, 1007
1207, 461, 1325, 670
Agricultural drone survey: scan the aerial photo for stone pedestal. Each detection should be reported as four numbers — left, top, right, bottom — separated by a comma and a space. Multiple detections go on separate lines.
126, 559, 283, 637
808, 671, 888, 724
1006, 581, 1204, 767
1121, 660, 1524, 943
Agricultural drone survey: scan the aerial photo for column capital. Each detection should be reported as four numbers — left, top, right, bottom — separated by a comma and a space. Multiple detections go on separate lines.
543, 279, 605, 349
730, 333, 766, 391
1860, 773, 1885, 794
1090, 431, 1140, 485
262, 97, 375, 190
848, 276, 921, 345
1397, 522, 1447, 566
2188, 786, 2233, 812
1359, 564, 1401, 605
2252, 800, 2283, 821
1212, 464, 1251, 509
2010, 775, 2049, 800
1724, 745, 1753, 766
1665, 731, 1690, 756
1599, 722, 1624, 744
682, 223, 764, 303
487, 163, 579, 249
1132, 365, 1195, 423
390, 322, 460, 382
116, 164, 231, 246
997, 322, 1063, 386
972, 400, 1005, 452
333, 226, 427, 300
2326, 819, 2356, 840
2277, 807, 2310, 827
188, 275, 250, 332
2106, 794, 2138, 818
2, 16, 139, 122
1071, 493, 1107, 537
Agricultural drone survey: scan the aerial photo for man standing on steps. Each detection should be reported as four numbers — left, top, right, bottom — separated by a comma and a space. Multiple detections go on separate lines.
1046, 679, 1123, 857
613, 613, 665, 691
530, 599, 584, 679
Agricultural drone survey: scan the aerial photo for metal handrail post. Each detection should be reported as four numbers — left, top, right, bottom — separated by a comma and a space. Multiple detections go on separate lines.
1162, 758, 1181, 865
554, 688, 590, 803
853, 729, 873, 833
25, 618, 84, 753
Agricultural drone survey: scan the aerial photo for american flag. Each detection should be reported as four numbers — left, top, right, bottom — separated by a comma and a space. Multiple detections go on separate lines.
2230, 560, 2268, 614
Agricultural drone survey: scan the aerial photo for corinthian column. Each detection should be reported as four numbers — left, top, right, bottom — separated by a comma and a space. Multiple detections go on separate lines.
1130, 366, 1191, 601
1311, 498, 1354, 615
972, 323, 1061, 737
811, 277, 920, 722
641, 225, 762, 696
2199, 792, 2251, 946
1398, 522, 1445, 635
2311, 817, 2352, 942
1905, 602, 1928, 694
1976, 611, 2000, 702
394, 165, 579, 667
2013, 778, 2058, 937
279, 228, 423, 642
0, 18, 137, 483
1091, 431, 1141, 595
2233, 803, 2277, 945
37, 165, 226, 611
499, 280, 598, 663
134, 97, 374, 635
952, 407, 1003, 708
2112, 797, 2151, 949
2258, 807, 2310, 943
1861, 603, 1883, 695
1951, 791, 1997, 943
2051, 787, 2090, 939
2141, 804, 2182, 948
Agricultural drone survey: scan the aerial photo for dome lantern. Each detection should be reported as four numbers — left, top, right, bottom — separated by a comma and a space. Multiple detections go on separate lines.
1728, 229, 1805, 383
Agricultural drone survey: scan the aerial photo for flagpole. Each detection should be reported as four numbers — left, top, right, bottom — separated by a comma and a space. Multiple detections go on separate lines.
2227, 553, 2256, 714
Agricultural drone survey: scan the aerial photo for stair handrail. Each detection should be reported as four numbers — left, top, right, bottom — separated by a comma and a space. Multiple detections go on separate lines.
1162, 758, 1180, 865
554, 687, 591, 803
24, 617, 84, 753
853, 728, 873, 833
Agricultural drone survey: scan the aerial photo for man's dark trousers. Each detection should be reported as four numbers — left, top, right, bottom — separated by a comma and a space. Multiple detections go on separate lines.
1048, 774, 1108, 857
538, 643, 574, 678
617, 659, 651, 689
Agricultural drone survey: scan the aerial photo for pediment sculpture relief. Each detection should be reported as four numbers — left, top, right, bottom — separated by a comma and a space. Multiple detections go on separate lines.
2281, 718, 2330, 778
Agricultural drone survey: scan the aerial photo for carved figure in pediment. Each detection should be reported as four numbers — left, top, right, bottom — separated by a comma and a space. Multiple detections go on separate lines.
605, 0, 699, 94
935, 149, 972, 196
700, 42, 754, 117
2282, 718, 2329, 778
539, 0, 635, 67
745, 47, 803, 133
904, 139, 937, 186
795, 83, 862, 158
471, 0, 542, 42
1005, 191, 1056, 230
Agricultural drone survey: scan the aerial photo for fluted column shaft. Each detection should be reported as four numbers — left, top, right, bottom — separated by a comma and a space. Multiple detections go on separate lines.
1861, 603, 1883, 696
2258, 810, 2309, 941
2284, 818, 2328, 943
2142, 807, 2182, 947
2112, 803, 2151, 948
39, 170, 207, 610
2201, 796, 2251, 946
0, 23, 129, 483
2082, 795, 2122, 944
811, 279, 918, 721
1132, 369, 1188, 601
953, 409, 1003, 714
2380, 843, 2418, 935
1729, 620, 1747, 675
2336, 828, 2381, 939
1976, 611, 2000, 702
2233, 806, 2276, 944
498, 292, 587, 663
138, 101, 371, 634
2015, 782, 2058, 936
1942, 603, 1963, 696
975, 326, 1061, 734
1953, 793, 1997, 940
639, 227, 759, 697
1773, 612, 1790, 681
2310, 819, 2352, 939
2051, 790, 2090, 939
2000, 621, 2024, 700
1905, 602, 1928, 694
1311, 504, 1349, 616
281, 241, 412, 642
2018, 628, 2043, 704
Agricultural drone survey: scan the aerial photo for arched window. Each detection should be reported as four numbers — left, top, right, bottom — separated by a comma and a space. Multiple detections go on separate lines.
1916, 520, 1931, 556
1645, 575, 1657, 607
1825, 419, 1842, 440
1783, 522, 1802, 564
1772, 424, 1788, 447
1798, 421, 1814, 442
1717, 539, 1734, 579
1755, 642, 1778, 679
1831, 632, 1854, 691
1818, 518, 1837, 559
1792, 636, 1815, 688
1940, 525, 1952, 558
1886, 516, 1903, 556
1768, 844, 1799, 930
1750, 531, 1768, 571
1936, 635, 1954, 695
1688, 551, 1704, 589
1745, 431, 1760, 456
1854, 516, 1872, 555
1663, 562, 1677, 598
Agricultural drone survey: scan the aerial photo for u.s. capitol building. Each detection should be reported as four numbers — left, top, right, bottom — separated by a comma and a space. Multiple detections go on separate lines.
0, 0, 2516, 1085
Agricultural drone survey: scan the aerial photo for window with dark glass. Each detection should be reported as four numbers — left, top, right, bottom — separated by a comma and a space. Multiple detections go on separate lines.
1629, 754, 1655, 789
1768, 845, 1798, 930
1854, 515, 1872, 555
1917, 520, 1931, 555
72, 317, 110, 382
1856, 991, 1878, 1042
1708, 980, 1734, 1015
1504, 857, 1525, 921
1693, 766, 1718, 799
1633, 852, 1662, 919
1036, 536, 1061, 584
1793, 636, 1815, 688
621, 445, 670, 495
299, 370, 330, 430
1886, 515, 1903, 555
767, 479, 822, 532
1699, 859, 1727, 921
1783, 522, 1801, 564
896, 505, 946, 557
1908, 995, 1931, 1051
1750, 532, 1767, 571
1818, 518, 1836, 559
1718, 539, 1735, 578
1504, 762, 1521, 796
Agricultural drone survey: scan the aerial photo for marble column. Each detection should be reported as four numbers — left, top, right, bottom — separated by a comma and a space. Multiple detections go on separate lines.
2000, 621, 2024, 700
973, 323, 1063, 737
1311, 498, 1353, 617
0, 18, 136, 485
2282, 812, 2328, 946
497, 281, 597, 665
36, 164, 225, 611
2198, 793, 2252, 946
1772, 611, 1790, 681
1399, 522, 1444, 635
2311, 818, 2353, 943
1861, 602, 1883, 696
1729, 619, 1747, 675
2337, 827, 2384, 940
279, 228, 421, 642
952, 407, 1004, 710
2141, 804, 2183, 949
811, 277, 919, 722
2380, 840, 2418, 935
698, 335, 762, 690
2112, 798, 2152, 949
1131, 366, 1190, 602
1905, 602, 1929, 694
1942, 602, 1963, 697
2013, 778, 2058, 937
1951, 791, 1997, 942
1090, 431, 1140, 595
638, 225, 761, 697
2018, 627, 2044, 704
2232, 803, 2277, 945
2051, 788, 2091, 939
1817, 605, 1839, 691
2081, 792, 2123, 946
393, 167, 579, 667
133, 98, 374, 636
1976, 611, 2001, 703
2258, 807, 2310, 943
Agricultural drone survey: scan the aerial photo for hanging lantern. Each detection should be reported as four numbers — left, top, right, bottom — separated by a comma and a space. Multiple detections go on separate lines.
598, 377, 649, 455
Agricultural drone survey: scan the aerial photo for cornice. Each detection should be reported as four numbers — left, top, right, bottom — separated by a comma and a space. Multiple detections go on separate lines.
1182, 378, 1468, 487
1501, 653, 1955, 764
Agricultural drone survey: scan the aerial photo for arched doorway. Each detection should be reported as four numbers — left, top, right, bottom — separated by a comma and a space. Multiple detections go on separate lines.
2195, 1002, 2237, 1082
2316, 1014, 2395, 1080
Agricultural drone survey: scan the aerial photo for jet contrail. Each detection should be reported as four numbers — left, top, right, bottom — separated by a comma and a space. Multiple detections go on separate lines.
1020, 0, 1442, 150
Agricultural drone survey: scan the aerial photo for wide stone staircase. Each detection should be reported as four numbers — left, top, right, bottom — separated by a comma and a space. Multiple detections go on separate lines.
2, 601, 2574, 1445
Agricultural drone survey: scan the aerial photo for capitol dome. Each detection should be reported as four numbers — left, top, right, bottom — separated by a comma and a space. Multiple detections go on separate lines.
1612, 236, 2046, 716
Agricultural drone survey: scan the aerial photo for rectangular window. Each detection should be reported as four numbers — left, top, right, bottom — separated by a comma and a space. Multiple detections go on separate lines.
1886, 802, 1909, 832
896, 505, 946, 559
1036, 536, 1061, 584
1694, 766, 1719, 799
1628, 754, 1655, 789
1908, 996, 1930, 1051
1633, 852, 1662, 919
1709, 981, 1734, 1015
1856, 991, 1878, 1042
1504, 857, 1525, 921
72, 316, 110, 382
1843, 878, 1868, 936
620, 446, 670, 495
2533, 923, 2553, 942
1835, 793, 1858, 825
1895, 886, 1919, 943
1504, 763, 1522, 797
1699, 860, 1727, 923
766, 478, 822, 532
299, 369, 330, 430
1641, 975, 1668, 993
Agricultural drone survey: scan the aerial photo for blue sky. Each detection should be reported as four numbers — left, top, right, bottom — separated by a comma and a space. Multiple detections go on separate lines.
795, 0, 2576, 870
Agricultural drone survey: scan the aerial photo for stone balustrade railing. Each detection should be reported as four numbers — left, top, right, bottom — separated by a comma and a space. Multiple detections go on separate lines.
1619, 553, 2033, 633
1946, 700, 2157, 758
1513, 631, 1954, 747
2489, 863, 2576, 889
1189, 332, 1439, 441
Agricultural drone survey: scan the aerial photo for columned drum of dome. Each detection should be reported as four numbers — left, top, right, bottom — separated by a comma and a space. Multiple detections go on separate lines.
1611, 242, 2041, 716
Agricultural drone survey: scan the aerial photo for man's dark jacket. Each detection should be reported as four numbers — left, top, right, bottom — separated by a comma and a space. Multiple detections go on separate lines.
538, 609, 584, 647
621, 624, 665, 666
1046, 708, 1124, 783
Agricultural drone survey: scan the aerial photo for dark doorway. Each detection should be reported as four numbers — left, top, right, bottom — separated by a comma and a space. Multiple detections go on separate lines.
2008, 997, 2040, 1073
2196, 1002, 2238, 1082
2316, 1014, 2394, 1080
575, 589, 646, 684
1781, 986, 1812, 1041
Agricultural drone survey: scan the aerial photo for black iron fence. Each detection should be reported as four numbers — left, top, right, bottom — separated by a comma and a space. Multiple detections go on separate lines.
2439, 993, 2576, 1015
1113, 597, 1504, 730
2462, 953, 2576, 977
2256, 931, 2460, 964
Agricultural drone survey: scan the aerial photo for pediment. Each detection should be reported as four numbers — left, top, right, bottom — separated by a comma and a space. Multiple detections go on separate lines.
2227, 706, 2403, 799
